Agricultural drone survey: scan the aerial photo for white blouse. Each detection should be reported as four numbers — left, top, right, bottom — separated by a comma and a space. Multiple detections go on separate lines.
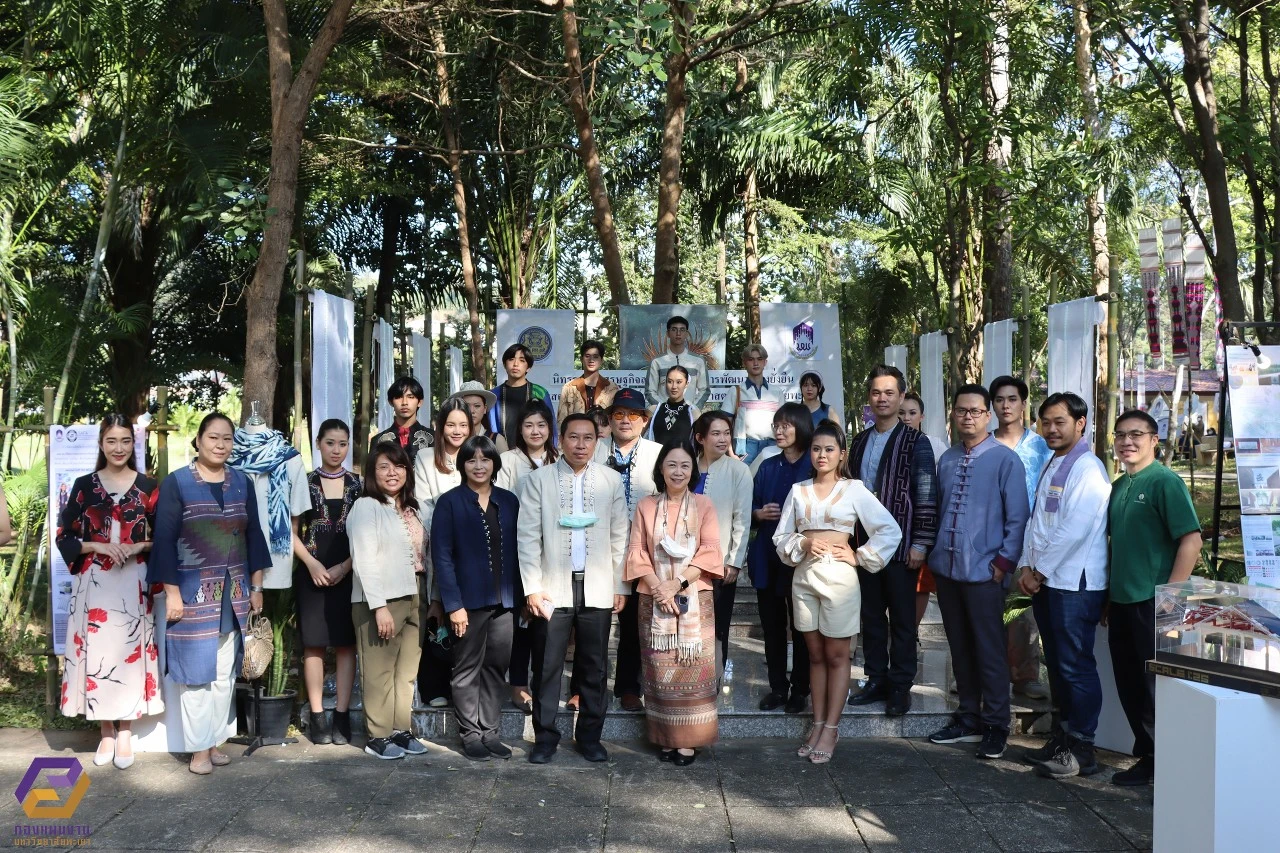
773, 478, 903, 573
495, 449, 547, 495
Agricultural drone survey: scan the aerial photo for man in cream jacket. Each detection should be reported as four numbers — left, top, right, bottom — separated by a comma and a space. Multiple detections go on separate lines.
519, 413, 629, 764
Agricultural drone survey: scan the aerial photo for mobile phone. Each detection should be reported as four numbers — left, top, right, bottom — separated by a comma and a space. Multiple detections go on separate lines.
675, 594, 689, 615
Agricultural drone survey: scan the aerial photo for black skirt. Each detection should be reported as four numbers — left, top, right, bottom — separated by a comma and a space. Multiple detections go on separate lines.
295, 498, 356, 648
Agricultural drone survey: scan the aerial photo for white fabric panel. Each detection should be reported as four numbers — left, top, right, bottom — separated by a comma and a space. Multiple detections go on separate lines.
919, 331, 948, 445
308, 290, 355, 468
884, 345, 908, 373
411, 331, 432, 426
375, 318, 395, 431
981, 319, 1017, 387
1047, 297, 1105, 443
448, 346, 463, 393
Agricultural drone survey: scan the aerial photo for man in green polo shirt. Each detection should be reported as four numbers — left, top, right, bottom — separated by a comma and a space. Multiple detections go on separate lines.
1107, 409, 1202, 786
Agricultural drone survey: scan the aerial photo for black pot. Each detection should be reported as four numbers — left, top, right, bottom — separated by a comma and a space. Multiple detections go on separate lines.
246, 689, 297, 740
234, 682, 251, 734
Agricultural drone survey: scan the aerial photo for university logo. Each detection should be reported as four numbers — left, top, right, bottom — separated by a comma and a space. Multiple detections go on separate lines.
518, 326, 553, 362
14, 757, 90, 819
790, 321, 817, 359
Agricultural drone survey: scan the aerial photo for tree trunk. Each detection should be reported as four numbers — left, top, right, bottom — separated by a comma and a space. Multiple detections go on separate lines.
743, 167, 762, 343
1173, 0, 1244, 322
242, 0, 355, 426
982, 10, 1013, 321
430, 13, 487, 385
558, 0, 629, 307
376, 194, 405, 318
106, 219, 164, 418
652, 1, 695, 304
1264, 8, 1280, 321
53, 114, 128, 425
1236, 13, 1269, 323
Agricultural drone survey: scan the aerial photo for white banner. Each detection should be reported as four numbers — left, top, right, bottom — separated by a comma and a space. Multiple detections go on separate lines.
919, 331, 948, 444
448, 346, 463, 393
375, 319, 394, 431
411, 331, 432, 427
760, 303, 844, 426
884, 345, 908, 374
595, 368, 800, 412
981, 319, 1017, 387
495, 309, 577, 409
1048, 297, 1105, 443
48, 424, 146, 656
308, 291, 355, 467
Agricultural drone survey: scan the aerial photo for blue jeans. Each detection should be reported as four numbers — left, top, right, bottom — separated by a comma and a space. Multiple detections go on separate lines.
1031, 580, 1106, 742
736, 437, 774, 465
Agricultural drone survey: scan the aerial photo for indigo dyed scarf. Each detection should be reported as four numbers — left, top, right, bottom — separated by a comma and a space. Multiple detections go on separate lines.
230, 429, 299, 555
1038, 437, 1090, 514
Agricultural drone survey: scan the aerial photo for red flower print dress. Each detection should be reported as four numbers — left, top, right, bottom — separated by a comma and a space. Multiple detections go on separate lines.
58, 472, 164, 720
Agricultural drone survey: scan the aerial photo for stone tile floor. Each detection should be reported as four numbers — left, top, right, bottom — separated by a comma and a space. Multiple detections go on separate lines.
2, 727, 1152, 852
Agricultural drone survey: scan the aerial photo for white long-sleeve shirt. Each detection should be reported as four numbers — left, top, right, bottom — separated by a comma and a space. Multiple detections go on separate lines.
1020, 451, 1111, 591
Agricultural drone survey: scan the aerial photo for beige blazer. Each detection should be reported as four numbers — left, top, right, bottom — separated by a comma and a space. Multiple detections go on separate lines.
348, 497, 426, 609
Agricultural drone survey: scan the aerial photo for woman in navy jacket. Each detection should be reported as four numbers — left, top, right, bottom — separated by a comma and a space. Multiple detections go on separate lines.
431, 435, 521, 761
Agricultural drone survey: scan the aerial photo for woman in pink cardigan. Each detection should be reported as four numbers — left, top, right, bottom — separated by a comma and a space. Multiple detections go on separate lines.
625, 441, 722, 766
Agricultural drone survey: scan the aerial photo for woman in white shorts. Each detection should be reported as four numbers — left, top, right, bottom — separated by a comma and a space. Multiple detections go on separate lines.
773, 421, 901, 764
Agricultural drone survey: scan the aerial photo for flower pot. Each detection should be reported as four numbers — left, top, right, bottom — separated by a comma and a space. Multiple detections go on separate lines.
247, 689, 296, 740
235, 682, 251, 734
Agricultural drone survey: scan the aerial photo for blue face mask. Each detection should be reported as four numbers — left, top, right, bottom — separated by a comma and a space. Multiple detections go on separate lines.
558, 513, 599, 529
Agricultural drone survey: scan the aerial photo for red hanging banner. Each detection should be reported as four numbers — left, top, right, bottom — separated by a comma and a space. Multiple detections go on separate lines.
1139, 227, 1161, 358
1184, 229, 1206, 367
1164, 218, 1187, 362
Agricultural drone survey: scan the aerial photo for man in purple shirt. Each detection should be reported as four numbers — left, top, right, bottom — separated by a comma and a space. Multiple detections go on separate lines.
927, 384, 1030, 761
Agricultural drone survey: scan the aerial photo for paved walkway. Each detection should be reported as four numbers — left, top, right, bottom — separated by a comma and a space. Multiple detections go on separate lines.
2, 728, 1152, 852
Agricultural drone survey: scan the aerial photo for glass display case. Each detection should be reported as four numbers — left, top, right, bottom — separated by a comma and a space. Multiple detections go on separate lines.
1154, 578, 1280, 694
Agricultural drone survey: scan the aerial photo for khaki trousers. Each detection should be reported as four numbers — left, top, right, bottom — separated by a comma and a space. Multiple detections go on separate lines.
354, 595, 421, 738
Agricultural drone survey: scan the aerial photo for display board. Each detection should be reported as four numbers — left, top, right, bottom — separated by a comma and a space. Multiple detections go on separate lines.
494, 309, 577, 409
48, 424, 147, 656
1226, 345, 1280, 586
760, 303, 844, 426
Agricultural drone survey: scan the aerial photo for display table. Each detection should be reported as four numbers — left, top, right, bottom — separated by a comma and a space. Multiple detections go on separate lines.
1153, 675, 1280, 853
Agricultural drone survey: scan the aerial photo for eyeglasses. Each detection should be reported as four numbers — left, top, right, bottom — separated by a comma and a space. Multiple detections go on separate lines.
375, 463, 407, 473
611, 411, 643, 422
954, 408, 988, 419
1113, 430, 1155, 443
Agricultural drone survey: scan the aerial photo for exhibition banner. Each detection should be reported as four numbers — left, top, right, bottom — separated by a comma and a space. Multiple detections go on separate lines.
495, 309, 577, 408
410, 331, 432, 427
1185, 230, 1207, 366
308, 290, 355, 467
374, 318, 394, 431
760, 303, 844, 428
48, 425, 146, 656
1226, 345, 1280, 586
1164, 218, 1188, 362
1140, 227, 1161, 358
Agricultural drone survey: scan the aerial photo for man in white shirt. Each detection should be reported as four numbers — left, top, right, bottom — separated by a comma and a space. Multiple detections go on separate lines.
1013, 392, 1110, 779
645, 315, 710, 408
519, 413, 628, 765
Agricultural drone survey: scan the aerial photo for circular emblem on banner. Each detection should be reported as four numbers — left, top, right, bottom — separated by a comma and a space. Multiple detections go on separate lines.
66, 429, 78, 443
518, 326, 553, 362
790, 320, 817, 359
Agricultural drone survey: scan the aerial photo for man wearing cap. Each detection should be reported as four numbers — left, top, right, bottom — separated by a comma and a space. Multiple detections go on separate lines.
449, 380, 506, 452
645, 315, 711, 409
592, 387, 661, 712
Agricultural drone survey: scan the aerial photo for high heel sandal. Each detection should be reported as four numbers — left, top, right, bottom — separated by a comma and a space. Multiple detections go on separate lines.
797, 721, 822, 758
808, 724, 840, 765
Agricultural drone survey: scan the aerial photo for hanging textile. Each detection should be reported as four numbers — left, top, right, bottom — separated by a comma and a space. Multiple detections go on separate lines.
981, 319, 1017, 387
1048, 297, 1105, 444
1184, 229, 1206, 367
374, 319, 395, 431
411, 331, 432, 427
1139, 227, 1161, 358
884, 345, 908, 374
1164, 218, 1187, 362
309, 290, 356, 468
919, 332, 948, 445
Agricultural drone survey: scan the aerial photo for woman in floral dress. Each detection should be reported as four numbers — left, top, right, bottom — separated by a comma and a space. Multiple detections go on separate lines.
58, 415, 163, 770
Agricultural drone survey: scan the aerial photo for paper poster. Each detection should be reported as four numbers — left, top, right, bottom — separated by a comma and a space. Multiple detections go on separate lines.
1225, 344, 1280, 585
48, 424, 147, 656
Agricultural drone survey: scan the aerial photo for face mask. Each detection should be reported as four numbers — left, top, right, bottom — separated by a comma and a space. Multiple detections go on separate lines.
558, 513, 599, 529
659, 535, 694, 560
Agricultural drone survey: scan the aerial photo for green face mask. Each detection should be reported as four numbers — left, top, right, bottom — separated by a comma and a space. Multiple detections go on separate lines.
558, 513, 599, 529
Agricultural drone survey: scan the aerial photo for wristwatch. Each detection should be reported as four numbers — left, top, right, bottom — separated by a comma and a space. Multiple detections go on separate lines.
679, 578, 690, 591
249, 584, 264, 593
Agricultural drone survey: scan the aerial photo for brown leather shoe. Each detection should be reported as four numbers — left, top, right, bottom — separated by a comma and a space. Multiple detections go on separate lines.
620, 694, 644, 712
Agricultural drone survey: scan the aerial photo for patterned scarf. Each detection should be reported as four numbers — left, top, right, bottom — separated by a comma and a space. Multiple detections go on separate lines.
649, 491, 702, 664
230, 429, 300, 556
1037, 437, 1090, 514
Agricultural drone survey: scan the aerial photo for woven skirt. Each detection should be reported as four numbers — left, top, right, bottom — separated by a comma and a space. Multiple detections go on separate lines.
637, 589, 719, 749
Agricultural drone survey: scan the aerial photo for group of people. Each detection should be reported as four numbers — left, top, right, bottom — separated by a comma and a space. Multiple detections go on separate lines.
56, 323, 1199, 786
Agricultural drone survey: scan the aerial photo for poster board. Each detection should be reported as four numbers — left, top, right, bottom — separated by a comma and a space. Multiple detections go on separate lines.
760, 303, 844, 425
48, 424, 146, 656
494, 309, 577, 409
1226, 345, 1280, 586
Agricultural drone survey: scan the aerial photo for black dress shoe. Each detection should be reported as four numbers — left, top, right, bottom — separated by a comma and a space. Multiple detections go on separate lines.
577, 742, 609, 762
672, 750, 697, 766
483, 740, 513, 759
758, 692, 786, 711
528, 744, 557, 764
783, 694, 808, 714
462, 740, 492, 762
884, 689, 911, 717
658, 749, 674, 762
849, 681, 889, 706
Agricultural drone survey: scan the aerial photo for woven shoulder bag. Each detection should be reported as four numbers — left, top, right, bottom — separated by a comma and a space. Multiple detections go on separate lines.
241, 613, 274, 681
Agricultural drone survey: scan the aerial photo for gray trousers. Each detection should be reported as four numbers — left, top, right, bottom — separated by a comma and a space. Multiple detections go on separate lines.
934, 575, 1011, 732
449, 606, 514, 745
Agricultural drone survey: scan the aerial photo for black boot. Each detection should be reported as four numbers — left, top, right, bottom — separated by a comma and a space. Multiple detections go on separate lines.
331, 710, 351, 746
309, 710, 333, 745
